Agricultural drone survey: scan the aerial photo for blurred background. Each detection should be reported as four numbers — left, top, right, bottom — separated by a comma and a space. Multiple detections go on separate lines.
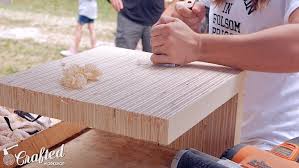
0, 0, 117, 77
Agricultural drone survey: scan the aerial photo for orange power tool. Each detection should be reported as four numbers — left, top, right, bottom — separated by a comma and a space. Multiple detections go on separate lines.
172, 137, 299, 168
222, 137, 299, 168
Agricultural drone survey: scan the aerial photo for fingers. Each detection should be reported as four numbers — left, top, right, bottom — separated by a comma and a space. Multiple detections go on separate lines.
111, 0, 123, 12
151, 17, 176, 55
119, 0, 124, 10
192, 2, 206, 17
151, 35, 166, 47
172, 1, 204, 32
151, 54, 171, 64
118, 0, 124, 11
152, 16, 179, 37
152, 45, 167, 55
185, 16, 201, 26
151, 24, 169, 37
175, 1, 195, 18
111, 0, 118, 11
153, 16, 177, 28
111, 0, 117, 10
156, 16, 178, 26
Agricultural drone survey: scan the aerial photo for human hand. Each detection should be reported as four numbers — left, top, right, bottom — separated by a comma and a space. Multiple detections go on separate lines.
110, 0, 123, 12
170, 1, 206, 33
151, 16, 200, 65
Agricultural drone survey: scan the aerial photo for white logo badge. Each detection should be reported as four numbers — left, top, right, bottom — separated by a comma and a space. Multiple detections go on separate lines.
3, 144, 18, 166
2, 144, 65, 166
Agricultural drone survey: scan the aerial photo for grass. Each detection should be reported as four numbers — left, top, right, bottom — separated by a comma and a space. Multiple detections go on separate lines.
0, 16, 32, 27
0, 0, 116, 22
0, 0, 117, 77
0, 38, 65, 76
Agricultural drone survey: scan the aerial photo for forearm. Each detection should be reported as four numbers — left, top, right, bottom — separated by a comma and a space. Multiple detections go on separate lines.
197, 24, 299, 73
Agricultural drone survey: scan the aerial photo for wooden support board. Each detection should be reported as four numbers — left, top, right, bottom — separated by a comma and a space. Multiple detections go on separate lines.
0, 122, 86, 168
0, 46, 242, 145
24, 129, 177, 168
169, 95, 238, 157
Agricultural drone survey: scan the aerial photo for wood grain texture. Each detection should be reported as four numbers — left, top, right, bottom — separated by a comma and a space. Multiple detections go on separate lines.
0, 122, 86, 168
23, 97, 238, 168
23, 98, 237, 168
0, 46, 242, 145
234, 72, 245, 145
23, 129, 176, 168
169, 95, 238, 157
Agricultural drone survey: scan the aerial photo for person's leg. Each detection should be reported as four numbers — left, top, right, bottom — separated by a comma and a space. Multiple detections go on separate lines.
72, 23, 83, 53
141, 26, 152, 52
87, 23, 96, 48
115, 13, 143, 50
61, 15, 85, 57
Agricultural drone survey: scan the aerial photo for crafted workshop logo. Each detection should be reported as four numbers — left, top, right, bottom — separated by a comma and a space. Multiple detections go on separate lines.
2, 144, 65, 166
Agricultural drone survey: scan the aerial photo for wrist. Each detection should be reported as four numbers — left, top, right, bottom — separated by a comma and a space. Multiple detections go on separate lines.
191, 33, 206, 62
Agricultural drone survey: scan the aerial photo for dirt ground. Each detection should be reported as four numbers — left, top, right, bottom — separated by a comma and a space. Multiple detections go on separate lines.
0, 7, 116, 76
0, 8, 116, 48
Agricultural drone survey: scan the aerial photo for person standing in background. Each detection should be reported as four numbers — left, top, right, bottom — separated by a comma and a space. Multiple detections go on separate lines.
108, 0, 164, 52
61, 0, 98, 57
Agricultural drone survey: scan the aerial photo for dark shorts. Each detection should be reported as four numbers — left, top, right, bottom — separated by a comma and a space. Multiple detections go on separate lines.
115, 14, 152, 52
78, 15, 94, 25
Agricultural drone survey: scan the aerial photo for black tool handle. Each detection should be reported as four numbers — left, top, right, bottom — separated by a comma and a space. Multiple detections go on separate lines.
4, 117, 14, 131
173, 149, 229, 168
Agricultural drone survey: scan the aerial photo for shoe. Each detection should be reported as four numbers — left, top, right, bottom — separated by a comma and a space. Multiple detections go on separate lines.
60, 50, 76, 57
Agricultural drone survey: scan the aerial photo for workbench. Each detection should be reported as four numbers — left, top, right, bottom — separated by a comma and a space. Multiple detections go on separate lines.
0, 46, 243, 167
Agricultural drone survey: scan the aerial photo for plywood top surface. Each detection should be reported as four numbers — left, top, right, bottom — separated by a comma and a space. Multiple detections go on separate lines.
0, 46, 240, 120
0, 46, 242, 144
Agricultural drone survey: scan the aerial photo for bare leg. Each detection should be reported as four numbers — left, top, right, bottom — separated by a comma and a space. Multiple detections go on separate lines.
88, 23, 96, 48
72, 24, 83, 53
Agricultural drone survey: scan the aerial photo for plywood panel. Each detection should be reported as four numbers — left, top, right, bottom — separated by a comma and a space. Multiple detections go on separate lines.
23, 129, 176, 168
22, 96, 238, 168
0, 46, 242, 144
22, 98, 238, 168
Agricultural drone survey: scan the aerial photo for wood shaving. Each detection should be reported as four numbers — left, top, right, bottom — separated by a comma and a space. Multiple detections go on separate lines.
62, 74, 87, 89
61, 63, 102, 89
83, 64, 103, 81
63, 64, 84, 77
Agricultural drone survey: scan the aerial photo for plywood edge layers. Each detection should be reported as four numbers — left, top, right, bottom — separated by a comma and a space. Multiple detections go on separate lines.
0, 83, 169, 144
167, 74, 240, 144
168, 95, 238, 157
234, 71, 245, 144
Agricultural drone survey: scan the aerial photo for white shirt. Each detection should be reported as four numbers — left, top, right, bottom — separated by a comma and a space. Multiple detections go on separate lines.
79, 0, 98, 19
202, 0, 299, 150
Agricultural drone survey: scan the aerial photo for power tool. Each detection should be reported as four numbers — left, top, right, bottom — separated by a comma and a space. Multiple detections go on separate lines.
171, 137, 299, 168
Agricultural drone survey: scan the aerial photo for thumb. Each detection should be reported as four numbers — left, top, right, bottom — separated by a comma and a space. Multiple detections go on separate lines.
176, 1, 194, 18
151, 54, 171, 64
